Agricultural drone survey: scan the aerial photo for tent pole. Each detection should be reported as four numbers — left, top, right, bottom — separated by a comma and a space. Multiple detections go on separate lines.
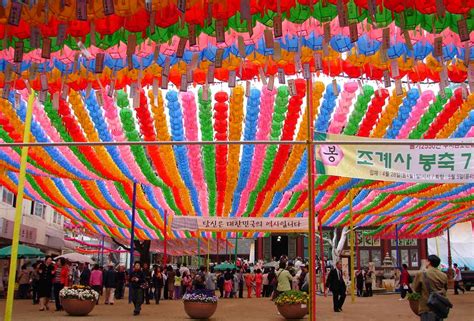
198, 237, 201, 267
163, 210, 167, 266
396, 224, 400, 268
4, 91, 35, 321
349, 189, 355, 303
319, 216, 327, 297
128, 182, 137, 303
307, 77, 317, 321
234, 235, 238, 264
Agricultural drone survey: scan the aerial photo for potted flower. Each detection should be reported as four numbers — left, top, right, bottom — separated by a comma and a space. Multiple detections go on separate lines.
182, 289, 218, 319
59, 285, 99, 316
407, 292, 421, 316
275, 290, 309, 319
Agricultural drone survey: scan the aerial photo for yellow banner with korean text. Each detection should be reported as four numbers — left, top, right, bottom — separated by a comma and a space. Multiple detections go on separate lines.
314, 133, 474, 183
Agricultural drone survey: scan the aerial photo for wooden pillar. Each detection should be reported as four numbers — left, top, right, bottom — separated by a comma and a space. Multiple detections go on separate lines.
419, 238, 428, 261
296, 236, 304, 258
257, 237, 264, 260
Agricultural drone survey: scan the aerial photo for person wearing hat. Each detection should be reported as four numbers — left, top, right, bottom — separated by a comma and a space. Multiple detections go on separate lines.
103, 263, 117, 305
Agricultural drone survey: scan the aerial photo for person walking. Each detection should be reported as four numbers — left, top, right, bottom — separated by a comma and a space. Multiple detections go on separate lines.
205, 267, 216, 294
142, 263, 152, 305
129, 261, 146, 316
232, 270, 239, 298
90, 264, 103, 304
400, 264, 413, 299
31, 263, 40, 304
52, 258, 69, 311
274, 261, 293, 299
152, 266, 164, 304
267, 267, 276, 297
168, 267, 177, 299
17, 264, 30, 299
254, 269, 263, 298
326, 261, 346, 313
262, 269, 269, 297
356, 269, 364, 297
80, 262, 91, 286
365, 267, 373, 297
103, 263, 117, 305
217, 272, 225, 298
38, 256, 55, 311
453, 263, 465, 295
223, 269, 233, 298
412, 255, 449, 321
115, 265, 126, 299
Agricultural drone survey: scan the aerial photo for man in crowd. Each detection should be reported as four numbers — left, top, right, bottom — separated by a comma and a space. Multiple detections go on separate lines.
326, 261, 346, 313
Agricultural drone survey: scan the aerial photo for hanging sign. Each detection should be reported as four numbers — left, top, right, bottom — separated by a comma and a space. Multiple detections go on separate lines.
103, 0, 114, 15
215, 20, 225, 43
215, 48, 224, 68
267, 75, 275, 91
273, 15, 283, 38
315, 133, 474, 183
457, 19, 469, 42
8, 2, 22, 26
228, 70, 236, 88
189, 24, 197, 46
171, 216, 309, 232
264, 29, 274, 49
76, 0, 87, 21
14, 41, 24, 63
278, 68, 286, 84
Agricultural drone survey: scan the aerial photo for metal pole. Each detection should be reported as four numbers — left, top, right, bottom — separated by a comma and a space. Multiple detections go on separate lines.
307, 78, 317, 321
349, 190, 355, 303
207, 237, 210, 271
163, 210, 168, 266
128, 182, 137, 303
234, 235, 238, 264
4, 91, 35, 321
198, 237, 201, 267
395, 224, 400, 268
319, 216, 327, 296
100, 235, 105, 266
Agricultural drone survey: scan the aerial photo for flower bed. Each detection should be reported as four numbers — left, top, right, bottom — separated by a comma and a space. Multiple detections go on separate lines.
183, 290, 218, 319
59, 286, 99, 316
275, 291, 309, 319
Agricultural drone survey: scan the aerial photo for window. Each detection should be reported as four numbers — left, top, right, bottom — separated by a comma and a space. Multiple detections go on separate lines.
53, 211, 62, 225
2, 188, 14, 206
32, 203, 46, 219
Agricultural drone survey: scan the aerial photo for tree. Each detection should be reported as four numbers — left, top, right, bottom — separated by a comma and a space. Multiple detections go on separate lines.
316, 227, 352, 264
111, 238, 151, 266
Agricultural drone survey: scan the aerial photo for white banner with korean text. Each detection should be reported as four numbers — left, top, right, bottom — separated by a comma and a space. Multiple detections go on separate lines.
171, 216, 309, 232
315, 133, 474, 183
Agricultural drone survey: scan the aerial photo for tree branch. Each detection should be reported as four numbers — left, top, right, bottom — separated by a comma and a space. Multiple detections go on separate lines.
111, 237, 130, 251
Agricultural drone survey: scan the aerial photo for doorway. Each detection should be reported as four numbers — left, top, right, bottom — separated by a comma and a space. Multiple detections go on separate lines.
271, 235, 288, 260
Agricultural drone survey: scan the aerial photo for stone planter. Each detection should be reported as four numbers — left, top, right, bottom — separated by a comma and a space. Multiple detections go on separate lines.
62, 298, 96, 316
408, 299, 420, 316
183, 301, 218, 319
277, 304, 309, 319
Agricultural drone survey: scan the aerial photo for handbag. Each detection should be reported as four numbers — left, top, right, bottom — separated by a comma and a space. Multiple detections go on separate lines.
423, 272, 453, 319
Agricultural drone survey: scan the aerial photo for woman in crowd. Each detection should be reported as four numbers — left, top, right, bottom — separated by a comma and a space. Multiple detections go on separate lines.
244, 269, 254, 298
232, 270, 239, 298
254, 269, 263, 298
217, 272, 225, 298
356, 268, 365, 297
167, 266, 176, 299
182, 271, 193, 294
262, 269, 269, 298
274, 261, 293, 299
267, 267, 276, 297
223, 269, 233, 298
364, 267, 373, 297
17, 264, 31, 299
152, 265, 164, 304
90, 264, 103, 304
38, 256, 55, 311
399, 264, 412, 299
129, 261, 146, 316
205, 267, 216, 294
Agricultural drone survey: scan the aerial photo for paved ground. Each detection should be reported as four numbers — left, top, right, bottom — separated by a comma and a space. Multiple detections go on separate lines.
1, 290, 473, 320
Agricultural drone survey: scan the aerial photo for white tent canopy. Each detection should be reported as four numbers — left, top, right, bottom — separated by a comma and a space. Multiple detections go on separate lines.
428, 222, 474, 269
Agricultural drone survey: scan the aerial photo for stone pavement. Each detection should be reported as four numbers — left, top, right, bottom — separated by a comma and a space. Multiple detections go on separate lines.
1, 290, 472, 320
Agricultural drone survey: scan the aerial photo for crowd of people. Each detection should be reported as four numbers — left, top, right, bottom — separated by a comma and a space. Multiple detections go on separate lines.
11, 253, 462, 320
